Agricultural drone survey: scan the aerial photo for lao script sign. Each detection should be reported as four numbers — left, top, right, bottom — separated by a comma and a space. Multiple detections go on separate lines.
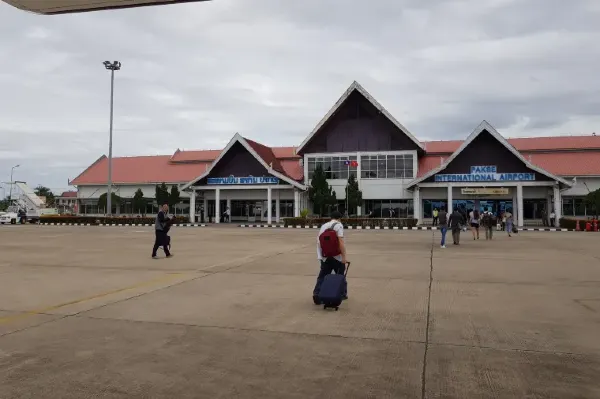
207, 175, 279, 185
435, 165, 535, 183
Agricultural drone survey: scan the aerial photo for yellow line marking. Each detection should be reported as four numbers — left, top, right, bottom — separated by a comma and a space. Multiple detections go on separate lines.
0, 273, 186, 325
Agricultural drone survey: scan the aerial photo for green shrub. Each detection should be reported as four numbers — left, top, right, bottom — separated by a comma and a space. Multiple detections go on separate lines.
40, 215, 189, 225
282, 217, 418, 228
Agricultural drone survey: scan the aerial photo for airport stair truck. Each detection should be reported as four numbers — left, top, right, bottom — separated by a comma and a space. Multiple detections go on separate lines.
5, 182, 58, 223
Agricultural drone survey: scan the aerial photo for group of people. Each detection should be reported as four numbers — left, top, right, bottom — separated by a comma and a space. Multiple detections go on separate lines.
435, 207, 516, 247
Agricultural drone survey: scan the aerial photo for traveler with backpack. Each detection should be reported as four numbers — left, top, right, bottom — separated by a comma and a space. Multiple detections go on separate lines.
313, 210, 348, 305
481, 209, 496, 240
448, 209, 464, 245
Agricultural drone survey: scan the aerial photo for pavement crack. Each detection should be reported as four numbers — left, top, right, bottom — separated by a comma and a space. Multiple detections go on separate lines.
421, 230, 434, 399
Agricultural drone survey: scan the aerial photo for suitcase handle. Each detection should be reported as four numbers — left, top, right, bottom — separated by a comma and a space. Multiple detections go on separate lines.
344, 262, 350, 276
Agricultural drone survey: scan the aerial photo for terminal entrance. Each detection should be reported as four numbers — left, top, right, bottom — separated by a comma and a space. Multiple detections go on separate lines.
423, 199, 513, 218
453, 199, 513, 216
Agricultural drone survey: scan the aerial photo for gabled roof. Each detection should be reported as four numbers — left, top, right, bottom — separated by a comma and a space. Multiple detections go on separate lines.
58, 191, 77, 198
180, 134, 305, 191
296, 81, 424, 154
408, 121, 572, 188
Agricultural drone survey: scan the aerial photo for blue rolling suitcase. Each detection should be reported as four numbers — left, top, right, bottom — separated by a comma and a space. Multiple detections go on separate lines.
318, 263, 350, 311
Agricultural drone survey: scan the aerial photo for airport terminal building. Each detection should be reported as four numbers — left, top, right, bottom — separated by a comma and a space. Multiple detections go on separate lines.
70, 81, 600, 226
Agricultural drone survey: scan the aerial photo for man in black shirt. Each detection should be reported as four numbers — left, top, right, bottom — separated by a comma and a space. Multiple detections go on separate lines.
448, 209, 464, 245
152, 203, 173, 259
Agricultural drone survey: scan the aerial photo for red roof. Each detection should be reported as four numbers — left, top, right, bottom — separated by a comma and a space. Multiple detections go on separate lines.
71, 155, 210, 185
71, 134, 600, 186
170, 149, 222, 163
58, 191, 77, 198
245, 137, 285, 174
423, 135, 600, 154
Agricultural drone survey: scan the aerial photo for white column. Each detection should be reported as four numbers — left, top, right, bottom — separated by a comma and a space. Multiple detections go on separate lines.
546, 194, 553, 225
203, 197, 208, 223
447, 185, 453, 214
293, 189, 300, 217
413, 187, 421, 224
189, 190, 196, 223
215, 188, 220, 224
226, 198, 231, 223
275, 190, 280, 223
357, 203, 362, 216
267, 187, 272, 224
517, 184, 524, 227
553, 185, 561, 225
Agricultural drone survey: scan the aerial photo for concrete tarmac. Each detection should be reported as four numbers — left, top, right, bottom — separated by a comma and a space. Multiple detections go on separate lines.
0, 225, 599, 398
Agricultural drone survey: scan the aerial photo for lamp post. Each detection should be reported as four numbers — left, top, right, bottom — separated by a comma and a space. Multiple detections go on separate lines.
8, 164, 20, 202
103, 61, 121, 215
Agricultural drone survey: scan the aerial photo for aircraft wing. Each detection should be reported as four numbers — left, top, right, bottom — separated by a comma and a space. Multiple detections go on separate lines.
3, 0, 210, 14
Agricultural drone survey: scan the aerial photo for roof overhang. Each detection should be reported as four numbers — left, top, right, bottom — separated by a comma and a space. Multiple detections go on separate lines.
2, 0, 210, 14
407, 120, 573, 189
296, 81, 424, 155
180, 133, 306, 191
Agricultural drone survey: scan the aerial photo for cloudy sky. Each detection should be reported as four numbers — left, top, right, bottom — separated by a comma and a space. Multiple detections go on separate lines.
1, 0, 599, 194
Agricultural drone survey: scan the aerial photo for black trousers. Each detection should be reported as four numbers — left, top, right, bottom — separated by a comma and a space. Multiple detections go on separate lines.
152, 230, 171, 257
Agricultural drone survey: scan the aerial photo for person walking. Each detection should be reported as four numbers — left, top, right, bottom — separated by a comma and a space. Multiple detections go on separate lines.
469, 208, 481, 240
505, 209, 514, 237
152, 203, 173, 259
432, 208, 439, 226
313, 210, 348, 304
438, 206, 448, 248
449, 208, 464, 245
482, 209, 495, 240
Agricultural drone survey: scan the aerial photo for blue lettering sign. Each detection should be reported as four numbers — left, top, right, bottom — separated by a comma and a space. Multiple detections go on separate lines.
207, 175, 280, 185
434, 166, 535, 183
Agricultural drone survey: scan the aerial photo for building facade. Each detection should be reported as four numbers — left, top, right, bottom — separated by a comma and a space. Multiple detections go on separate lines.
70, 81, 600, 225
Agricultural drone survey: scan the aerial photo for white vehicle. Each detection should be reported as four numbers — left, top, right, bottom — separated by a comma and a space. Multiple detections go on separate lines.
0, 210, 19, 224
3, 182, 58, 224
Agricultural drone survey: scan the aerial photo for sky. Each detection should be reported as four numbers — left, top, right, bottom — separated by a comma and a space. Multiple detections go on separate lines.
1, 0, 599, 195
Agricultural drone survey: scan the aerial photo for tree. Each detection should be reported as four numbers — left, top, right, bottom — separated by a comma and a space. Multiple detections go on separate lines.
132, 188, 146, 215
97, 192, 122, 212
155, 183, 169, 207
584, 188, 600, 219
169, 185, 181, 208
308, 165, 336, 216
345, 173, 363, 215
34, 185, 55, 207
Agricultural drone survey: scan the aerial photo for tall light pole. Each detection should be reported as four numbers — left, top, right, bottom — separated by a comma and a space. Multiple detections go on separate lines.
103, 61, 121, 215
8, 164, 20, 202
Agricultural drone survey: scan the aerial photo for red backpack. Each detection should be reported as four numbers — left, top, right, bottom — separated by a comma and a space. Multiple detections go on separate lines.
319, 222, 341, 258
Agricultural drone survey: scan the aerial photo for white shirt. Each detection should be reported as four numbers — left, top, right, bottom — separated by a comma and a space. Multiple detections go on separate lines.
317, 220, 344, 261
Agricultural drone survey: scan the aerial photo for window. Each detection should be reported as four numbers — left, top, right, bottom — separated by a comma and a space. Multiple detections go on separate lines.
307, 155, 357, 180
574, 198, 586, 216
423, 200, 448, 218
364, 199, 414, 218
360, 154, 413, 179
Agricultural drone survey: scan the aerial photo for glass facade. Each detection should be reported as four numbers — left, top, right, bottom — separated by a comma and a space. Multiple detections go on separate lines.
364, 199, 414, 218
307, 156, 358, 180
422, 199, 514, 218
562, 197, 594, 217
360, 154, 414, 179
